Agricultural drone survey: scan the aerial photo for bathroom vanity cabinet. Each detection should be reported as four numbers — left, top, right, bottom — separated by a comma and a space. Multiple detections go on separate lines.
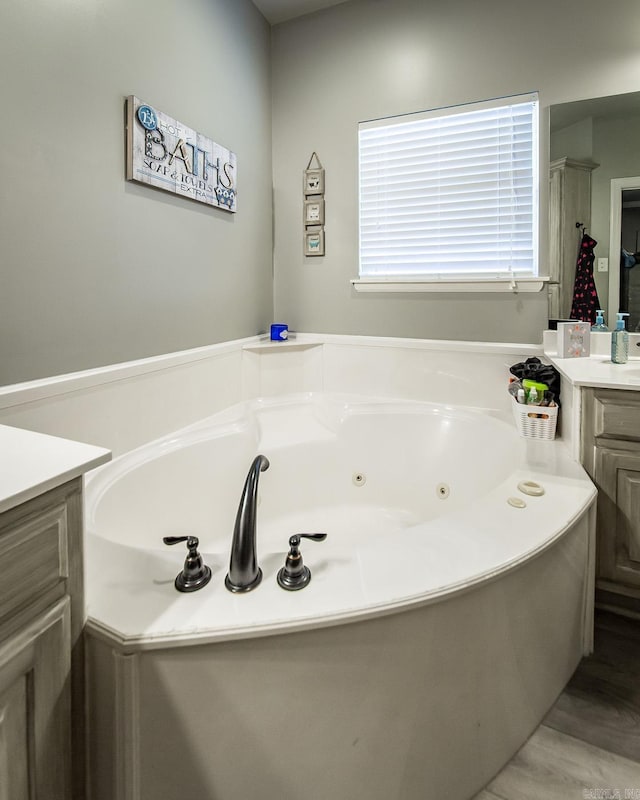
581, 387, 640, 614
0, 479, 83, 799
0, 423, 110, 800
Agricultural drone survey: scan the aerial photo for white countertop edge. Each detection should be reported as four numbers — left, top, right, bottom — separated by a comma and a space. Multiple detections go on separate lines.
0, 424, 111, 514
547, 352, 640, 390
1, 453, 111, 513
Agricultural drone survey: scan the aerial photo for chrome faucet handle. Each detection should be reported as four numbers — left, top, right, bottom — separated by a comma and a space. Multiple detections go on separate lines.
277, 533, 327, 591
163, 535, 212, 592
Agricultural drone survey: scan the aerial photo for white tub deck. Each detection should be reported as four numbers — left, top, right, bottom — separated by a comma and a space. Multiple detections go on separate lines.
84, 393, 596, 650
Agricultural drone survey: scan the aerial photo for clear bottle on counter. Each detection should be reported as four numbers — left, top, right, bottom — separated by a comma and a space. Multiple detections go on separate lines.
611, 312, 630, 364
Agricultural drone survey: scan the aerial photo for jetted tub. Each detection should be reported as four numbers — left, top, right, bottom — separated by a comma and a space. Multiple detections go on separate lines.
84, 392, 596, 800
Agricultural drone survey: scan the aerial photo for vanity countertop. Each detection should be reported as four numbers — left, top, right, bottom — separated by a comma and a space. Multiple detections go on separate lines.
544, 330, 640, 391
547, 353, 640, 390
0, 424, 111, 514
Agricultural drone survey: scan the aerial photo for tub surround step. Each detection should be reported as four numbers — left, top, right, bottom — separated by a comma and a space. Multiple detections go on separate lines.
243, 339, 322, 354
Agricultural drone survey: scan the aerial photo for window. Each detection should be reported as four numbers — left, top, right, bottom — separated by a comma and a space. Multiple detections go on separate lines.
356, 93, 540, 291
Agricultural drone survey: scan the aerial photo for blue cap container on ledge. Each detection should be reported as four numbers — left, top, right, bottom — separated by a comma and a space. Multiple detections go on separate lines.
270, 323, 288, 341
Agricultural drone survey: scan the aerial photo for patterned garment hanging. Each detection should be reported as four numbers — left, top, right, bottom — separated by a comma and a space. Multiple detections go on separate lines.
570, 232, 600, 324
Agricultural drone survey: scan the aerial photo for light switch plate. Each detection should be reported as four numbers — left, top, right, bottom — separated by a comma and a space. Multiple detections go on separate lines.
597, 258, 609, 272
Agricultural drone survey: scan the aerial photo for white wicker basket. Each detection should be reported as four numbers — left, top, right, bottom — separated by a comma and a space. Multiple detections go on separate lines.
511, 398, 558, 440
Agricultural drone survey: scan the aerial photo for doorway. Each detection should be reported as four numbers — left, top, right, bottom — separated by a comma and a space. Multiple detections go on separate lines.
608, 177, 640, 329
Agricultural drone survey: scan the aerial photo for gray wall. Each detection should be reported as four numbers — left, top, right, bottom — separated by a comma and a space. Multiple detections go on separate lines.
4, 0, 640, 386
271, 0, 640, 344
550, 118, 594, 164
0, 0, 272, 385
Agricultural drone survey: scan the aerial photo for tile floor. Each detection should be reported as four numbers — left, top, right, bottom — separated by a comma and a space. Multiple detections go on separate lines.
473, 610, 640, 800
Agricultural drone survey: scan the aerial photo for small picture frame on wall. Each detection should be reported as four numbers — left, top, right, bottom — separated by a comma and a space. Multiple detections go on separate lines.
304, 169, 325, 195
304, 228, 325, 257
304, 198, 325, 225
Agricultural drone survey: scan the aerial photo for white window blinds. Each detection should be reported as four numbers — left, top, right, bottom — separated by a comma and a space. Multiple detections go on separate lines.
358, 94, 538, 281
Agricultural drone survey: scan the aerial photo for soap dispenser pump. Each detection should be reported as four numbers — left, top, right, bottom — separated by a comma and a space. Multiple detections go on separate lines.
611, 312, 630, 364
591, 309, 609, 332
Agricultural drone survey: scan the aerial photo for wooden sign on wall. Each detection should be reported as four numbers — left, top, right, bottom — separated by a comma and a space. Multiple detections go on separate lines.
126, 96, 237, 213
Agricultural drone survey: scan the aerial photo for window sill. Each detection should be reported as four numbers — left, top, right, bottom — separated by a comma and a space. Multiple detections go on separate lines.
351, 277, 549, 294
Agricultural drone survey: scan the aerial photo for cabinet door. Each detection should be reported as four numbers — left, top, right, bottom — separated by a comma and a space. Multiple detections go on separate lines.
0, 599, 71, 800
595, 444, 640, 588
0, 676, 29, 799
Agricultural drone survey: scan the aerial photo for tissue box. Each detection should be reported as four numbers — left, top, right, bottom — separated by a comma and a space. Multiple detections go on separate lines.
557, 321, 591, 358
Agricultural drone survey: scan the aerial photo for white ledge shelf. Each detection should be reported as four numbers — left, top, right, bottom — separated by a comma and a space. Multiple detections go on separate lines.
243, 339, 322, 354
351, 277, 549, 293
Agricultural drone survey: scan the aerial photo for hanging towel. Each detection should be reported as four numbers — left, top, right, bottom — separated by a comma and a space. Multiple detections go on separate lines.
570, 232, 600, 324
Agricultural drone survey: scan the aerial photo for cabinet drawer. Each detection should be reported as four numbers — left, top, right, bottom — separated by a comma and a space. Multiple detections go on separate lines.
587, 388, 640, 441
0, 502, 68, 621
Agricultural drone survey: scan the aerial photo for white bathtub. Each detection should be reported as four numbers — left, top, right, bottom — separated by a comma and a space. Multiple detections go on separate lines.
84, 391, 596, 800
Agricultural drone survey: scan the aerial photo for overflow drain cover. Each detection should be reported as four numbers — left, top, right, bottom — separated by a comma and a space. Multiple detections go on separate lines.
508, 496, 527, 509
517, 480, 545, 497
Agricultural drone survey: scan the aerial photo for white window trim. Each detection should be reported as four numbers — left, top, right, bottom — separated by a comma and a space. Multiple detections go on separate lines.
356, 93, 542, 293
351, 276, 548, 293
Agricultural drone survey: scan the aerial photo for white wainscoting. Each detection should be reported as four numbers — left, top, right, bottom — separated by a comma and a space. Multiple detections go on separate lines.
0, 334, 544, 457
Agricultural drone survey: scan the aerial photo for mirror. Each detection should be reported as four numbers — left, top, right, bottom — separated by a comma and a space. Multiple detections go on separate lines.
610, 181, 640, 331
549, 91, 640, 328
